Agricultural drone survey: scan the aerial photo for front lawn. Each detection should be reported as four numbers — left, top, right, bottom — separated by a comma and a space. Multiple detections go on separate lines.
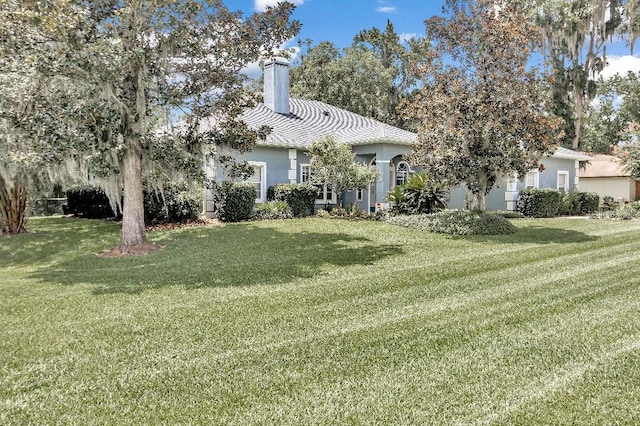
1, 217, 640, 424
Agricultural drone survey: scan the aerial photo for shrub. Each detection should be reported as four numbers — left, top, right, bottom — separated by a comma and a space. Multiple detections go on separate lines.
593, 202, 640, 220
65, 185, 116, 219
144, 183, 200, 225
579, 192, 600, 215
558, 190, 582, 216
516, 188, 561, 217
210, 181, 256, 222
315, 204, 369, 219
387, 172, 447, 215
387, 209, 516, 235
267, 183, 318, 217
254, 201, 293, 220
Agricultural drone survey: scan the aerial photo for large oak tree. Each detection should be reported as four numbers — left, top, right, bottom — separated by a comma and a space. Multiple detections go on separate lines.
0, 0, 299, 251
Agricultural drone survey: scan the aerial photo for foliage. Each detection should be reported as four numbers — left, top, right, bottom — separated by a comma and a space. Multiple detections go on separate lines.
210, 182, 256, 223
253, 201, 293, 221
558, 190, 598, 216
387, 172, 448, 215
267, 183, 318, 217
594, 202, 640, 220
558, 190, 583, 216
400, 0, 563, 211
517, 188, 562, 218
526, 0, 640, 149
316, 204, 369, 219
386, 210, 516, 235
0, 1, 299, 252
308, 135, 379, 206
579, 192, 600, 215
143, 183, 200, 225
65, 186, 116, 219
291, 21, 429, 127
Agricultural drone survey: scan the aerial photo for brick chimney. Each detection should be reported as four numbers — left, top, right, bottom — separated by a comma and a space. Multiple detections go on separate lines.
263, 58, 290, 115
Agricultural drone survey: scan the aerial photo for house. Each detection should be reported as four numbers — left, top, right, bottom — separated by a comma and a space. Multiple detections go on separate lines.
204, 59, 591, 215
579, 154, 639, 202
448, 146, 592, 211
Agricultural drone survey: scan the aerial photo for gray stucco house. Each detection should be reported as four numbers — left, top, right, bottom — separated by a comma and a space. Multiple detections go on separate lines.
204, 59, 591, 215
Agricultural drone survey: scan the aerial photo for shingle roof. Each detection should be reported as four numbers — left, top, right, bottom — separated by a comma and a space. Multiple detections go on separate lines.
580, 154, 630, 178
239, 98, 417, 148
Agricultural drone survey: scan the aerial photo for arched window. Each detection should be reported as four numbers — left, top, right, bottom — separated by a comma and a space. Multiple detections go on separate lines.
396, 161, 411, 186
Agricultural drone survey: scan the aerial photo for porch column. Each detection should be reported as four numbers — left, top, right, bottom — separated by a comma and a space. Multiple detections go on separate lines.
574, 160, 580, 190
288, 149, 297, 184
205, 156, 216, 218
375, 160, 391, 204
504, 172, 518, 211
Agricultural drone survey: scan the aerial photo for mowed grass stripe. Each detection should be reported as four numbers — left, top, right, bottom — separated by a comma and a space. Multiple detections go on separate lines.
2, 217, 640, 424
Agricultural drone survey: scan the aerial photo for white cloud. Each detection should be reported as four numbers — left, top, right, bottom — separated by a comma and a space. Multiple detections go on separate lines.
376, 6, 396, 13
399, 32, 420, 42
254, 0, 304, 12
598, 55, 640, 79
241, 43, 300, 80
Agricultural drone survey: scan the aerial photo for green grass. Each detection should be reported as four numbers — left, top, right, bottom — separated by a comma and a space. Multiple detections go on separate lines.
2, 216, 640, 424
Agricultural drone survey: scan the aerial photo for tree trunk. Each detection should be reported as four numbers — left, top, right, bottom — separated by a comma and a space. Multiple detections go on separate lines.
469, 191, 486, 211
0, 172, 29, 234
573, 85, 584, 150
120, 141, 147, 252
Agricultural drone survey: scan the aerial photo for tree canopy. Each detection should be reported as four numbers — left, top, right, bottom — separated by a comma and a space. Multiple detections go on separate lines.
290, 21, 428, 128
0, 0, 299, 250
308, 135, 379, 207
526, 0, 640, 149
400, 0, 564, 210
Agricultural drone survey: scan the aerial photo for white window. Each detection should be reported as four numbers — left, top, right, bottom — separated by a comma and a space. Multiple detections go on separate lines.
396, 161, 411, 187
525, 169, 539, 189
557, 171, 569, 193
246, 161, 266, 203
356, 188, 363, 201
301, 164, 337, 204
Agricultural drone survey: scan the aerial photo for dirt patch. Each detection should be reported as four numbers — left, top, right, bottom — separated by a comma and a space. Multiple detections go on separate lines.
145, 218, 222, 232
97, 242, 165, 258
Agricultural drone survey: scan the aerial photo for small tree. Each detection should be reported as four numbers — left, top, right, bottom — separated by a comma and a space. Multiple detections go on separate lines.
400, 0, 563, 210
308, 135, 379, 207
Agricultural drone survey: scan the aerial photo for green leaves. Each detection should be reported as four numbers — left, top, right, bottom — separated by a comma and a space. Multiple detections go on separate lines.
401, 0, 562, 210
308, 135, 380, 206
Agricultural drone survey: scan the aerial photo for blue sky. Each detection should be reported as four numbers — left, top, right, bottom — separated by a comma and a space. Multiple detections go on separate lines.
227, 0, 640, 79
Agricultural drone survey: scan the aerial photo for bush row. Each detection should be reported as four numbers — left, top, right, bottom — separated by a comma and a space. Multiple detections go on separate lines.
65, 183, 200, 224
517, 188, 599, 218
386, 210, 516, 235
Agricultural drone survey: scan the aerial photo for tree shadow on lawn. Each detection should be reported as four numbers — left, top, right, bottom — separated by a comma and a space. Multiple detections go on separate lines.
0, 217, 120, 268
28, 222, 402, 295
457, 225, 600, 245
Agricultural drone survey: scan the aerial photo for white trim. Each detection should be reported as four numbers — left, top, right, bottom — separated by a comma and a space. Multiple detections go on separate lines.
557, 170, 570, 193
395, 161, 411, 187
246, 161, 267, 203
525, 169, 539, 189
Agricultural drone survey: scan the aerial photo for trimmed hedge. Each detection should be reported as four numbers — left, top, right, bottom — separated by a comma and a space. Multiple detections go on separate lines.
254, 201, 293, 220
267, 183, 318, 217
65, 186, 116, 219
387, 209, 516, 235
516, 188, 561, 218
579, 192, 600, 215
144, 184, 200, 225
211, 181, 256, 222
